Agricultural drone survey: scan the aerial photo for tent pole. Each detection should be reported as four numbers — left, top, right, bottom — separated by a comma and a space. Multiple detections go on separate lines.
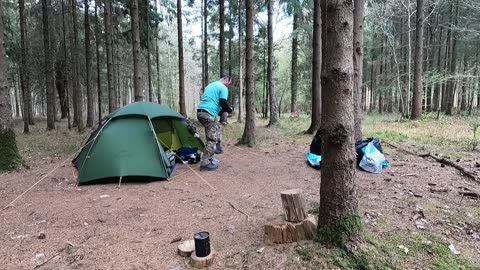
118, 176, 123, 188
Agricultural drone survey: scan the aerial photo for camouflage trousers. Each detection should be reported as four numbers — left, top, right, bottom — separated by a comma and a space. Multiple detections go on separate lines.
197, 111, 221, 165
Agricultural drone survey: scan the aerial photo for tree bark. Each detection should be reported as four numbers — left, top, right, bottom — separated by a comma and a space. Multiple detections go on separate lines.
290, 11, 299, 114
219, 0, 225, 77
267, 0, 278, 126
94, 0, 102, 123
433, 27, 443, 112
85, 0, 93, 127
305, 0, 321, 134
411, 0, 424, 119
353, 0, 364, 140
146, 2, 153, 102
104, 0, 115, 112
237, 0, 243, 123
155, 0, 161, 103
18, 0, 30, 133
131, 0, 143, 101
317, 0, 360, 247
61, 0, 70, 129
177, 0, 186, 116
0, 0, 21, 171
203, 0, 209, 86
70, 0, 83, 131
240, 0, 255, 146
42, 0, 56, 130
445, 0, 458, 115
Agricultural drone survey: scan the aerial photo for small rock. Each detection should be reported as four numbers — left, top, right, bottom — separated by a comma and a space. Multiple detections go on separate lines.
257, 247, 265, 253
38, 232, 46, 239
448, 243, 461, 255
100, 194, 110, 199
35, 253, 45, 260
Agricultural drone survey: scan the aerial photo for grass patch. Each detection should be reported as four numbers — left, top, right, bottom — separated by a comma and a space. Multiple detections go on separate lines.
316, 214, 363, 247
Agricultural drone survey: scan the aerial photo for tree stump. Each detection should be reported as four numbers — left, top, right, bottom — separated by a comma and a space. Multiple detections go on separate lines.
177, 240, 195, 257
264, 214, 318, 244
190, 250, 215, 268
280, 189, 306, 222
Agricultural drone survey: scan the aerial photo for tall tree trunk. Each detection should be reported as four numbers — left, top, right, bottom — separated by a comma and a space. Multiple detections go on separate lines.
411, 0, 424, 119
262, 31, 267, 119
240, 0, 255, 146
104, 0, 115, 112
353, 0, 364, 141
237, 0, 243, 123
432, 28, 443, 112
155, 0, 161, 103
146, 2, 153, 102
460, 52, 467, 112
131, 0, 143, 101
203, 0, 209, 86
305, 0, 322, 134
18, 0, 30, 133
228, 2, 234, 108
42, 0, 55, 130
445, 0, 458, 115
70, 0, 83, 131
84, 0, 93, 127
290, 11, 299, 114
0, 1, 21, 171
317, 0, 360, 247
267, 0, 278, 126
61, 0, 70, 129
177, 0, 186, 116
219, 0, 225, 76
94, 0, 102, 123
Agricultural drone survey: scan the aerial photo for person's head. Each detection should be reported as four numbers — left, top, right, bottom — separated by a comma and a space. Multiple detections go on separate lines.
219, 75, 233, 87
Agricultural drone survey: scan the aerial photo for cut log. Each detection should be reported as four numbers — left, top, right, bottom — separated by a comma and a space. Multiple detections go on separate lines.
264, 217, 317, 245
190, 250, 215, 268
302, 214, 317, 240
177, 240, 195, 257
280, 189, 306, 222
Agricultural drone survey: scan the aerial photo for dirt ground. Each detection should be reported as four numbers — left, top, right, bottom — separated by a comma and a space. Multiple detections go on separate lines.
1, 123, 480, 269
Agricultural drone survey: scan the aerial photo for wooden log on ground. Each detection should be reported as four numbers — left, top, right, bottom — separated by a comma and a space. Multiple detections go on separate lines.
177, 240, 195, 257
280, 189, 306, 222
264, 216, 317, 244
190, 250, 215, 268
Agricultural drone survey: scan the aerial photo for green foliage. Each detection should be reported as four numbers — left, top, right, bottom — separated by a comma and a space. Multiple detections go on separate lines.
0, 129, 22, 172
316, 214, 363, 248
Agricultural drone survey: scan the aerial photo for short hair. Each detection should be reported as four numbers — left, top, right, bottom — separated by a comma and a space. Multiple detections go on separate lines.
221, 75, 233, 82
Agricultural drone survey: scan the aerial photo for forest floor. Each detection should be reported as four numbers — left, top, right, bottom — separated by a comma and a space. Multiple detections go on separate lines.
1, 113, 480, 270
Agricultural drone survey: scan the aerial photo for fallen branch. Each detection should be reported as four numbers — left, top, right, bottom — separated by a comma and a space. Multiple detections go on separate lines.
34, 235, 92, 269
459, 191, 480, 199
384, 141, 480, 185
228, 201, 250, 221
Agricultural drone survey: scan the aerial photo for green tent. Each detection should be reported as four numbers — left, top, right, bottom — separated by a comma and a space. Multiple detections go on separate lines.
73, 101, 204, 184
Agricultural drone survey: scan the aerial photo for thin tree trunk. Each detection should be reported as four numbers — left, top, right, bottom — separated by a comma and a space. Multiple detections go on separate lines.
240, 0, 255, 146
131, 0, 143, 101
306, 0, 322, 134
146, 1, 153, 102
290, 11, 299, 114
353, 0, 364, 140
267, 0, 278, 126
94, 0, 102, 123
219, 0, 225, 76
445, 0, 458, 115
237, 0, 243, 123
18, 0, 30, 133
411, 0, 424, 119
42, 0, 55, 130
203, 0, 209, 86
177, 0, 186, 116
460, 52, 467, 112
104, 0, 115, 112
71, 0, 83, 131
61, 0, 70, 129
432, 28, 442, 112
317, 0, 359, 247
155, 0, 161, 103
84, 0, 93, 127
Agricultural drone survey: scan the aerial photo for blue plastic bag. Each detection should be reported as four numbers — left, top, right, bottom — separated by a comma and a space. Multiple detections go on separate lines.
359, 141, 386, 174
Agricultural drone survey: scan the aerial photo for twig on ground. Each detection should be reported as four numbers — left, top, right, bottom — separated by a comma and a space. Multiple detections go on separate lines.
228, 201, 250, 221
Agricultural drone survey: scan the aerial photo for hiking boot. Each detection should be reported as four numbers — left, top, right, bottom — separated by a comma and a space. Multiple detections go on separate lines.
215, 143, 224, 154
200, 160, 219, 171
211, 157, 220, 165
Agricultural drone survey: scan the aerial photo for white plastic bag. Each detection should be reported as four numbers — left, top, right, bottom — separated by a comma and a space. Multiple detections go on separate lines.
359, 141, 386, 174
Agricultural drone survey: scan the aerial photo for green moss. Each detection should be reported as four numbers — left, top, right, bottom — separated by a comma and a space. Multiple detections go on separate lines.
0, 129, 22, 171
316, 214, 363, 248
